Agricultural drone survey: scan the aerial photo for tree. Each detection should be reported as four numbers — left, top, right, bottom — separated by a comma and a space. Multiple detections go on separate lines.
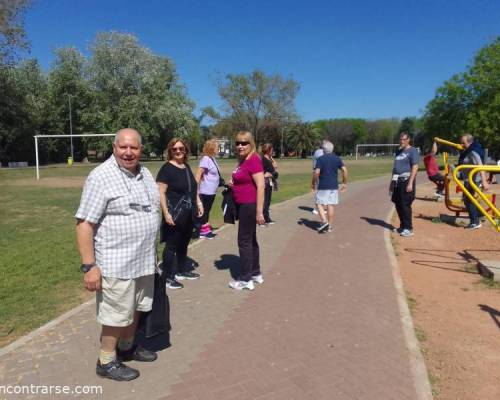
0, 0, 31, 64
365, 118, 400, 144
212, 70, 299, 143
287, 122, 320, 158
423, 36, 500, 155
422, 75, 470, 142
47, 47, 93, 161
313, 118, 367, 154
464, 37, 500, 155
0, 59, 51, 164
84, 32, 197, 155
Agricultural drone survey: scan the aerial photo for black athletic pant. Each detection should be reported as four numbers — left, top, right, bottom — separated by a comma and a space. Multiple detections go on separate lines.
392, 179, 415, 231
237, 203, 260, 282
162, 209, 194, 279
200, 193, 216, 225
429, 173, 445, 193
263, 182, 273, 223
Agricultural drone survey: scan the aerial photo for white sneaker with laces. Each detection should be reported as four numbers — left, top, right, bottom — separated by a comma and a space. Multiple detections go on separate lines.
228, 280, 255, 291
400, 229, 414, 237
252, 275, 264, 284
317, 222, 329, 233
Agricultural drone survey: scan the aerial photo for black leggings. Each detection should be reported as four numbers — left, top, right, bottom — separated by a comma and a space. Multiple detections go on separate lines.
162, 210, 194, 279
237, 203, 261, 282
200, 194, 216, 225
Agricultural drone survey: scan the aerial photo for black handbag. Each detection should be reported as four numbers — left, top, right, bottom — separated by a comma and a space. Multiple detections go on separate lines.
138, 264, 171, 339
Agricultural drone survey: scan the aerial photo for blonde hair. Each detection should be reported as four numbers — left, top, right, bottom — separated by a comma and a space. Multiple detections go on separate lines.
202, 139, 218, 157
235, 131, 256, 158
165, 137, 190, 163
261, 143, 273, 155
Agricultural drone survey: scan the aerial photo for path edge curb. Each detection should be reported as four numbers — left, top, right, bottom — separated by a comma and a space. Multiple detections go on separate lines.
0, 298, 96, 358
384, 206, 434, 400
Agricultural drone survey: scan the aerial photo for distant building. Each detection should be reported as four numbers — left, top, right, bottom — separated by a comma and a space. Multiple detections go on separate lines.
215, 137, 231, 158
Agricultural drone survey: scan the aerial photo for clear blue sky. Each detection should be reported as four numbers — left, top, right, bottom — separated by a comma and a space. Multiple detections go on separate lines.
24, 0, 500, 121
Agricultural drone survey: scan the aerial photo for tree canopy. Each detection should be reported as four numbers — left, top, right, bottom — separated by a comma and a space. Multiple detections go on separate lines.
0, 0, 30, 64
0, 31, 197, 164
423, 36, 500, 156
210, 70, 300, 143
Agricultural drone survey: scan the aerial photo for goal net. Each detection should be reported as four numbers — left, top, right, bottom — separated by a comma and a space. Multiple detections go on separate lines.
355, 144, 400, 160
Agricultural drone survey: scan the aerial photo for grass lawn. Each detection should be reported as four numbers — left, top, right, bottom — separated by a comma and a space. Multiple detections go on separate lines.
0, 157, 393, 347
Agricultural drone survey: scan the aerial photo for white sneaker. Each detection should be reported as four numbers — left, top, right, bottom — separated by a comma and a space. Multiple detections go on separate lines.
228, 280, 255, 291
400, 229, 414, 237
317, 222, 329, 233
252, 274, 264, 284
312, 209, 319, 215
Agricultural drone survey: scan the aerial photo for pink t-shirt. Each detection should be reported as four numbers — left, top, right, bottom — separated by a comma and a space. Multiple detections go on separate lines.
232, 153, 263, 204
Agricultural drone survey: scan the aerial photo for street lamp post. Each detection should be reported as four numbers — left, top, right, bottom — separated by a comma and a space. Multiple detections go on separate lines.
280, 125, 285, 158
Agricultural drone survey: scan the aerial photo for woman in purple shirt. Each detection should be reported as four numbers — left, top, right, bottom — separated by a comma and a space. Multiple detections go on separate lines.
195, 139, 221, 239
228, 131, 265, 291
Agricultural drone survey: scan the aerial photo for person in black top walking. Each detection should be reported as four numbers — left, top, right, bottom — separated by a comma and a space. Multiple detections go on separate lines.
261, 143, 278, 225
157, 138, 204, 289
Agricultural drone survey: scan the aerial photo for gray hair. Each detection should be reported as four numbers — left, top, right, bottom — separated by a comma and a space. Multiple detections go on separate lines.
322, 141, 334, 154
114, 128, 142, 144
461, 133, 473, 144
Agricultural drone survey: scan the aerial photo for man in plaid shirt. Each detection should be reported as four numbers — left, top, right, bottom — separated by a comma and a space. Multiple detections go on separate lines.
76, 128, 160, 381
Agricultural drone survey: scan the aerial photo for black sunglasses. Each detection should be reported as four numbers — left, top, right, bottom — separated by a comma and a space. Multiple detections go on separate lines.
235, 141, 250, 146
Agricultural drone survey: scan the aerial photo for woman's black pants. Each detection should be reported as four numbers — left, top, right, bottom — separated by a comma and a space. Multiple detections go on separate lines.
263, 182, 273, 223
162, 210, 194, 279
237, 203, 261, 282
200, 193, 216, 225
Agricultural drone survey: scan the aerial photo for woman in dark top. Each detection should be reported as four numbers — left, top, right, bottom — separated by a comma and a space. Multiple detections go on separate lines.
261, 143, 278, 225
157, 138, 203, 289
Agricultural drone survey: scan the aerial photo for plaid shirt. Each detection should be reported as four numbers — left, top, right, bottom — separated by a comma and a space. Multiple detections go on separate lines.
75, 155, 160, 279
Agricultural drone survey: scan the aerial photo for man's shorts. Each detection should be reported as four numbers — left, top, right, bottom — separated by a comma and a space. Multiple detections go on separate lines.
316, 189, 339, 205
96, 274, 154, 327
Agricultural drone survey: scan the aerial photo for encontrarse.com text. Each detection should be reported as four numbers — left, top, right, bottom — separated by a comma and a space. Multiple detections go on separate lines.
0, 385, 103, 396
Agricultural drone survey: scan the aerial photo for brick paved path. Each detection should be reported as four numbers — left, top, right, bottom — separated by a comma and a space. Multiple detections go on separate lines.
0, 176, 431, 399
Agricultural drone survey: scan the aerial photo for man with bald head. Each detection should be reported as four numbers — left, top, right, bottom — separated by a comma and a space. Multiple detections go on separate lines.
76, 128, 161, 381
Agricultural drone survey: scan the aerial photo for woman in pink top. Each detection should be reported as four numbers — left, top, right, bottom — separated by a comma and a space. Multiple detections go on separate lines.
228, 131, 265, 291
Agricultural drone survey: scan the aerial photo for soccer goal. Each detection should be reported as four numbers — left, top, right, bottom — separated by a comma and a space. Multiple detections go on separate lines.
34, 134, 115, 179
355, 144, 400, 160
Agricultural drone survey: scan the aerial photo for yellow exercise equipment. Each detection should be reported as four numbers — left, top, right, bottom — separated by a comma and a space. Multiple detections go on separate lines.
433, 137, 498, 231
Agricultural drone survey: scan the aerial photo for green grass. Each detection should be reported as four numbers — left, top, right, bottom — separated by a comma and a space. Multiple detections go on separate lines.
0, 157, 392, 347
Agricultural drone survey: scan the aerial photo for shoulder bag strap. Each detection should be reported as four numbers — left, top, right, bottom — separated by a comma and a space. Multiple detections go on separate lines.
210, 157, 222, 179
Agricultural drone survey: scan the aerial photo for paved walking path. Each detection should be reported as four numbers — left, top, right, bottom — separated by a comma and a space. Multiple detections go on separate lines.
0, 176, 431, 400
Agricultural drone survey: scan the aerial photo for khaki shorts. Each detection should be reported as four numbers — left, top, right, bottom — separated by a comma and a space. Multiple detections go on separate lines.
96, 274, 154, 327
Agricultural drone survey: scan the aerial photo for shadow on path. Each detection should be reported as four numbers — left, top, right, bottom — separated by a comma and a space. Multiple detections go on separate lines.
478, 304, 500, 330
360, 216, 395, 231
298, 205, 314, 212
297, 217, 320, 231
214, 254, 241, 280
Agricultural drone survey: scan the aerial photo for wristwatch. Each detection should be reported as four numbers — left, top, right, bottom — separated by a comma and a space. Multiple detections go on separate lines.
80, 263, 96, 273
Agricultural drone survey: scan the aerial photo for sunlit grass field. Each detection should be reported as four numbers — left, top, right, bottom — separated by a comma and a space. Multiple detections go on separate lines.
0, 157, 393, 347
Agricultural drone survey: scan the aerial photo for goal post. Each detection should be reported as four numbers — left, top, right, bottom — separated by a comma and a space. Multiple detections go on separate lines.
355, 144, 400, 160
34, 134, 115, 180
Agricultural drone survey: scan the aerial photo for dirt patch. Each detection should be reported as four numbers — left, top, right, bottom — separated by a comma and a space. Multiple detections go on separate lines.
393, 182, 500, 399
7, 177, 86, 188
